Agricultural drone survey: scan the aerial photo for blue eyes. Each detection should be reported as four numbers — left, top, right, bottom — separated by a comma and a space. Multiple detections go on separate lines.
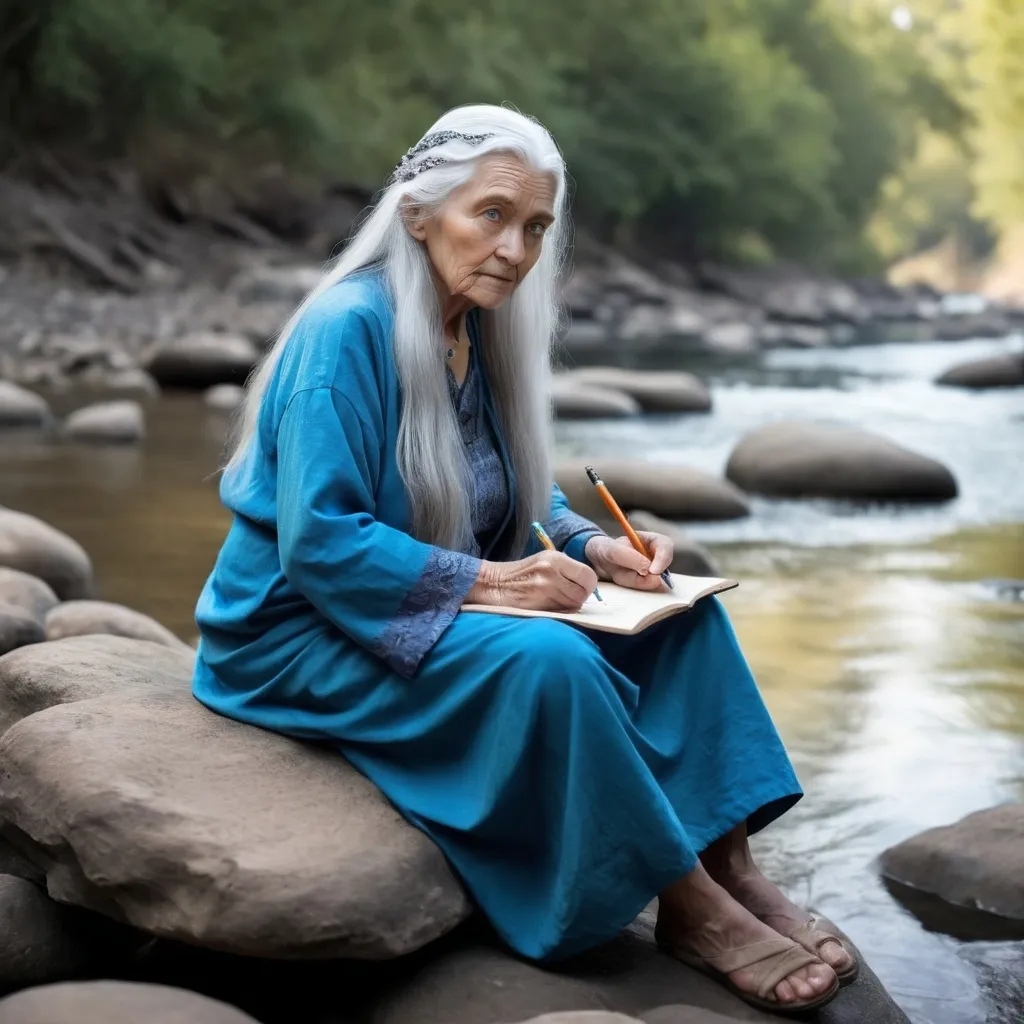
483, 209, 548, 236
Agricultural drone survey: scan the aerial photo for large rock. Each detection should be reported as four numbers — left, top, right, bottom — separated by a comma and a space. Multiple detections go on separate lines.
44, 601, 188, 651
0, 981, 259, 1024
0, 383, 49, 428
552, 379, 641, 419
0, 607, 44, 658
63, 401, 145, 444
725, 422, 958, 502
563, 370, 711, 414
625, 512, 719, 577
0, 875, 133, 995
0, 635, 192, 736
0, 510, 94, 601
935, 353, 1024, 389
142, 333, 261, 389
879, 804, 1024, 925
0, 687, 469, 958
556, 460, 750, 525
368, 911, 907, 1024
0, 571, 58, 623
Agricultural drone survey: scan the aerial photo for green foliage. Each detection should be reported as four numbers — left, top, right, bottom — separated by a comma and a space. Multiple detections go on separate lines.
0, 0, 964, 265
966, 0, 1024, 229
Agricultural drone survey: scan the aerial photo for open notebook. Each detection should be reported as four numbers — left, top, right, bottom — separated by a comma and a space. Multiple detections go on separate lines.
462, 573, 738, 636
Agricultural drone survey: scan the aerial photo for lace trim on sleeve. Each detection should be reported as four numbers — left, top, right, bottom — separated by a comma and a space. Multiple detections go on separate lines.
368, 548, 481, 678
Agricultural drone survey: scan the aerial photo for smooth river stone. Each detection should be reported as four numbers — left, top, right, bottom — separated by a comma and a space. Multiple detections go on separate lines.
0, 688, 470, 958
725, 421, 958, 502
561, 369, 712, 413
879, 804, 1024, 924
935, 353, 1024, 389
63, 400, 145, 443
203, 384, 247, 411
0, 981, 258, 1024
552, 378, 641, 419
0, 382, 49, 428
44, 600, 189, 651
0, 875, 135, 995
143, 332, 261, 389
0, 569, 59, 623
0, 510, 94, 601
556, 459, 750, 526
0, 606, 44, 658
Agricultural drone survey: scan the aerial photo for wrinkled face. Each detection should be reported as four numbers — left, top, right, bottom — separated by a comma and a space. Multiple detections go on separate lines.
407, 154, 557, 309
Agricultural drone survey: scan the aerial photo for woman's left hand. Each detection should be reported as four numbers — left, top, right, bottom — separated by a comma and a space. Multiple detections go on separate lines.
584, 532, 674, 590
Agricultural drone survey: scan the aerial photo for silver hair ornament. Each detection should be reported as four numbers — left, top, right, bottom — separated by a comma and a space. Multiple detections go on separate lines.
393, 130, 495, 183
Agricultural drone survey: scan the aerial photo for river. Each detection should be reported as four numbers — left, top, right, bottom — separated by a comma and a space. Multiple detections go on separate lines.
1, 333, 1022, 1023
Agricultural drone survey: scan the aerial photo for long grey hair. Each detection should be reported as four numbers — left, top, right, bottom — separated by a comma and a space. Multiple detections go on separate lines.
227, 104, 569, 557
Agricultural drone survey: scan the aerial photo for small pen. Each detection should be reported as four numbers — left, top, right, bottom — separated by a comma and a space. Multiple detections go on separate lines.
530, 520, 603, 602
584, 466, 674, 590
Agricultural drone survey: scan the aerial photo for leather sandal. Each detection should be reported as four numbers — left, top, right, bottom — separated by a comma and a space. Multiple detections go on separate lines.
658, 932, 840, 1014
785, 916, 860, 986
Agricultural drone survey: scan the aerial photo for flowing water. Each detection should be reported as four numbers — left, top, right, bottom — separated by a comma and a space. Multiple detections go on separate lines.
1, 334, 1022, 1023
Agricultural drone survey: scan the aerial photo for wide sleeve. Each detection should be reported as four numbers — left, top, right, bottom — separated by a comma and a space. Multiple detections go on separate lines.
276, 385, 480, 679
521, 483, 607, 564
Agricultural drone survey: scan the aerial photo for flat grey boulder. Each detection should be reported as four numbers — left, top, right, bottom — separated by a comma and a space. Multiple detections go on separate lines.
725, 422, 958, 502
368, 910, 907, 1024
552, 378, 641, 419
0, 383, 49, 428
203, 384, 247, 412
0, 570, 59, 623
626, 512, 719, 577
0, 510, 94, 601
64, 401, 145, 444
556, 459, 750, 526
0, 981, 258, 1024
935, 353, 1024, 389
0, 607, 44, 658
0, 875, 134, 995
44, 601, 188, 651
0, 634, 193, 736
562, 369, 711, 413
143, 333, 260, 389
0, 688, 470, 958
879, 804, 1024, 924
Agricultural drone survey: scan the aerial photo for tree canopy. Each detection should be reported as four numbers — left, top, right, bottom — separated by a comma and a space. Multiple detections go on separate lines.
0, 0, 1007, 270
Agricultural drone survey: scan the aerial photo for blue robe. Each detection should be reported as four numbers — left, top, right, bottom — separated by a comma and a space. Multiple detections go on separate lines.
193, 267, 802, 961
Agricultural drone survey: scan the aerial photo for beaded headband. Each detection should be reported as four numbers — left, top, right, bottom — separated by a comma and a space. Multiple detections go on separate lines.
393, 130, 496, 183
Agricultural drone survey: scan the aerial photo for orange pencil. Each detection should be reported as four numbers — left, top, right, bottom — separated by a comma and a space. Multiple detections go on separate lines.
584, 466, 674, 590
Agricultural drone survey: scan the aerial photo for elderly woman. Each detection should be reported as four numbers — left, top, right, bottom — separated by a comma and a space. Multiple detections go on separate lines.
193, 105, 856, 1013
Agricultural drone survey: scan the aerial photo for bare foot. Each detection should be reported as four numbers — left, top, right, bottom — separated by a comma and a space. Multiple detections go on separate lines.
713, 867, 856, 978
657, 867, 838, 1007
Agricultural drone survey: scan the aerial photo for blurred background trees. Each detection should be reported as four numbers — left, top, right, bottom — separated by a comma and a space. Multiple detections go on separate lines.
0, 0, 1020, 277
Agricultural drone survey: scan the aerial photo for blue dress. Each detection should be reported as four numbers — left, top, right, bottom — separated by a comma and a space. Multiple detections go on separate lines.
193, 268, 802, 961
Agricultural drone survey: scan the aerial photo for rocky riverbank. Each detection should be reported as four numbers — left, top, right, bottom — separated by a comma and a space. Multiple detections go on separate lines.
2, 162, 1023, 385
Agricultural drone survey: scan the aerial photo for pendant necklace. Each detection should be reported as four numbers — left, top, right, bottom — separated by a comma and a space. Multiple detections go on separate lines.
445, 314, 464, 361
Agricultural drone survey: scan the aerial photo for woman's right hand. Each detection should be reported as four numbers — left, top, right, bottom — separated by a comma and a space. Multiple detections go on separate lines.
466, 551, 599, 611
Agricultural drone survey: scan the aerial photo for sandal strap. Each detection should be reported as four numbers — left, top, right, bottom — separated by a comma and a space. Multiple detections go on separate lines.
788, 916, 848, 957
698, 935, 823, 1000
